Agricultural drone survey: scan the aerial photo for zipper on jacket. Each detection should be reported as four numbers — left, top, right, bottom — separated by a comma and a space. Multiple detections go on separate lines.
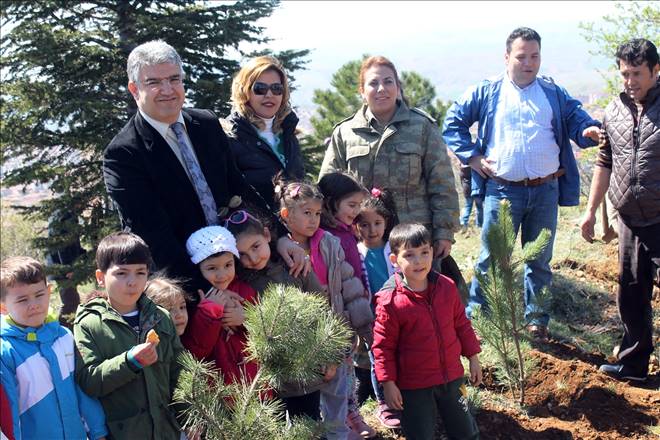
628, 105, 648, 222
424, 282, 450, 386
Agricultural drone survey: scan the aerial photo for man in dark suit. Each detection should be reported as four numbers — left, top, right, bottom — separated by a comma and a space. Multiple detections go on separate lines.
103, 40, 303, 294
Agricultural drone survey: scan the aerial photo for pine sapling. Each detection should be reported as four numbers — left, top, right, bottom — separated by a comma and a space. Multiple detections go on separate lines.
174, 283, 352, 438
471, 199, 551, 404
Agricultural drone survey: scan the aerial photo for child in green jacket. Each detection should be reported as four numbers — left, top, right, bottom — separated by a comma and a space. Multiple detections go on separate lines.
74, 231, 185, 439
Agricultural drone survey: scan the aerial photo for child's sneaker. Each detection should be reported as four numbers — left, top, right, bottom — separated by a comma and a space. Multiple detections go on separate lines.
375, 402, 401, 429
346, 408, 377, 438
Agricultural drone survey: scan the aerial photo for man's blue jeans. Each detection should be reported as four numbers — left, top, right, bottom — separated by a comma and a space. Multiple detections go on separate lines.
460, 195, 484, 227
467, 178, 559, 327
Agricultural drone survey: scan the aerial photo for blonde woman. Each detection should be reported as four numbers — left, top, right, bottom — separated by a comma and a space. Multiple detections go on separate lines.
224, 56, 305, 211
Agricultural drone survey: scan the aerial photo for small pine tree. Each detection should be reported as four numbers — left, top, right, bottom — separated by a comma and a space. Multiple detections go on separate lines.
174, 283, 352, 438
471, 199, 551, 405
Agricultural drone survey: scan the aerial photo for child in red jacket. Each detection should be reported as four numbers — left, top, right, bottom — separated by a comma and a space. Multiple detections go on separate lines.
372, 223, 482, 440
183, 225, 259, 386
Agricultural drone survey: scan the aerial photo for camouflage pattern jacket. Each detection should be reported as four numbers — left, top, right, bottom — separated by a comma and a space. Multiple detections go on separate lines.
320, 102, 459, 242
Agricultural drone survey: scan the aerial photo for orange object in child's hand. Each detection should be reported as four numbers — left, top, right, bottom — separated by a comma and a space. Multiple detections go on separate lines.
146, 329, 160, 344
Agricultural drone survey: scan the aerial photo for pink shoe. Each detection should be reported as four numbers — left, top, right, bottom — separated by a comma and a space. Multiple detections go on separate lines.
346, 408, 377, 438
375, 402, 401, 429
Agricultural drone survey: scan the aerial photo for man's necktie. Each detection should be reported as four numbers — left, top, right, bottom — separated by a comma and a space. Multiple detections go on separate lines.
170, 122, 218, 225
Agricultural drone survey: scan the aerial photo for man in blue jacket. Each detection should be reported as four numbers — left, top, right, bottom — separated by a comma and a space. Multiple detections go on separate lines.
443, 27, 600, 339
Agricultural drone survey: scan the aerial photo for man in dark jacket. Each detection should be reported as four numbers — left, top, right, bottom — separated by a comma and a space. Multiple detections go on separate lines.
580, 39, 660, 382
103, 40, 304, 295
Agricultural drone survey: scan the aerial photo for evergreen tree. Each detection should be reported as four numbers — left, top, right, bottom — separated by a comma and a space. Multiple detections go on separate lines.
580, 1, 659, 98
174, 283, 352, 439
302, 57, 452, 178
0, 1, 309, 283
470, 199, 551, 405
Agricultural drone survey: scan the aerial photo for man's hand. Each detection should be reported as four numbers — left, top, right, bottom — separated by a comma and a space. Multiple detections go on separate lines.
433, 239, 452, 259
383, 381, 404, 410
468, 155, 495, 179
469, 355, 482, 386
579, 212, 597, 243
582, 126, 601, 143
130, 341, 158, 367
276, 236, 311, 277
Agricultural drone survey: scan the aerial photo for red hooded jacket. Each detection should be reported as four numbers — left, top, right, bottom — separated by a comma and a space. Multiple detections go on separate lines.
181, 279, 259, 385
372, 271, 480, 390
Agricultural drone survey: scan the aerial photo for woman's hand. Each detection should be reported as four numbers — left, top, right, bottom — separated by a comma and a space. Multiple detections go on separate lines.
433, 239, 452, 259
276, 236, 311, 277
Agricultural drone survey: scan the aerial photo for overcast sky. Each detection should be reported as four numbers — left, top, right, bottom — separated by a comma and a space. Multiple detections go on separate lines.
248, 1, 628, 107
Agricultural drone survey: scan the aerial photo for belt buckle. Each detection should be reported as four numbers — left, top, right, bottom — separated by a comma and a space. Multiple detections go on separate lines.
522, 178, 529, 187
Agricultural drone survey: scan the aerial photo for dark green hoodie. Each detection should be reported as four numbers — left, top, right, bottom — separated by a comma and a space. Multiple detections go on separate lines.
74, 294, 184, 440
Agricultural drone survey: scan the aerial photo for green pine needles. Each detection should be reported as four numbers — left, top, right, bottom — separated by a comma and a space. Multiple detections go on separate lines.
244, 283, 353, 390
471, 199, 551, 405
174, 283, 352, 439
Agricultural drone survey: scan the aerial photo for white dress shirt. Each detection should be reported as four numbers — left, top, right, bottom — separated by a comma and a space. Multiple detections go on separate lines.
486, 75, 560, 181
139, 109, 201, 181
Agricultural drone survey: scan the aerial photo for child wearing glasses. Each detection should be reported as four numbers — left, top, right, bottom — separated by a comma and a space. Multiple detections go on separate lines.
222, 208, 330, 421
223, 55, 305, 211
182, 225, 260, 387
273, 174, 374, 439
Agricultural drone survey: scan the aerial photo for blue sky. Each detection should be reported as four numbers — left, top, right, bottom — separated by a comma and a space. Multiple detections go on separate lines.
250, 1, 625, 108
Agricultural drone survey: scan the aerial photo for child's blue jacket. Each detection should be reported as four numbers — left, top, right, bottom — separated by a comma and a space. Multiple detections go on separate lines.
0, 315, 107, 440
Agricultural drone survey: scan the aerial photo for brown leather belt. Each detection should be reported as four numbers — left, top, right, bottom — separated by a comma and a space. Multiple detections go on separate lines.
491, 169, 565, 187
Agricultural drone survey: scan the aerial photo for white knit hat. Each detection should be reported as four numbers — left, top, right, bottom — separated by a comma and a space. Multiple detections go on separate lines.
186, 226, 239, 264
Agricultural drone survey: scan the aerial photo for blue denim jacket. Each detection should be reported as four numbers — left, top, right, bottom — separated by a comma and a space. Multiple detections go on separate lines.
442, 74, 600, 206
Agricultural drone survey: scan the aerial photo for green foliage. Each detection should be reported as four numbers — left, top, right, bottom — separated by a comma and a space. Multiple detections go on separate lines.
0, 1, 309, 284
0, 205, 46, 261
301, 56, 451, 178
400, 71, 452, 123
580, 1, 660, 101
244, 283, 352, 390
175, 283, 351, 439
173, 352, 318, 440
470, 199, 550, 404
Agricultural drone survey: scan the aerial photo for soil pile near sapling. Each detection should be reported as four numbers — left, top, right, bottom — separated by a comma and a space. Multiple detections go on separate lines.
477, 345, 660, 440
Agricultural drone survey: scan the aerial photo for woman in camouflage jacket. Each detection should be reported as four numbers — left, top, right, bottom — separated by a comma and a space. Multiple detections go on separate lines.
319, 56, 459, 259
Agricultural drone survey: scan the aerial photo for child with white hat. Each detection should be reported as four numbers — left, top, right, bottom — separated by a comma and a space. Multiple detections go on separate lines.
181, 225, 260, 386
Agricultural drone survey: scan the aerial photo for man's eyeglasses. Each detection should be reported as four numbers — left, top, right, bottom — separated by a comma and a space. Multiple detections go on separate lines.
142, 75, 183, 89
252, 82, 284, 96
223, 210, 259, 228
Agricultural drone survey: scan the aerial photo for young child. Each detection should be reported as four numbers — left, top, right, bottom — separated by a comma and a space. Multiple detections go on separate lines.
318, 171, 376, 437
0, 256, 107, 440
356, 187, 400, 429
318, 171, 369, 291
223, 208, 328, 421
144, 276, 189, 336
182, 225, 259, 386
74, 232, 185, 440
274, 176, 374, 439
372, 224, 482, 440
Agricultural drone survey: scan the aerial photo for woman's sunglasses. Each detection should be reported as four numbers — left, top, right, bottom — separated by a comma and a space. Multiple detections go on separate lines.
252, 82, 284, 96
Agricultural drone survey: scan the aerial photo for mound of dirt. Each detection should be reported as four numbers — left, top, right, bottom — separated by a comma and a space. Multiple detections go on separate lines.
478, 344, 660, 440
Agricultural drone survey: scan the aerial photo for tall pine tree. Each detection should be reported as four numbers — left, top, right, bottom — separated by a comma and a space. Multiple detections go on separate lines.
0, 1, 308, 283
